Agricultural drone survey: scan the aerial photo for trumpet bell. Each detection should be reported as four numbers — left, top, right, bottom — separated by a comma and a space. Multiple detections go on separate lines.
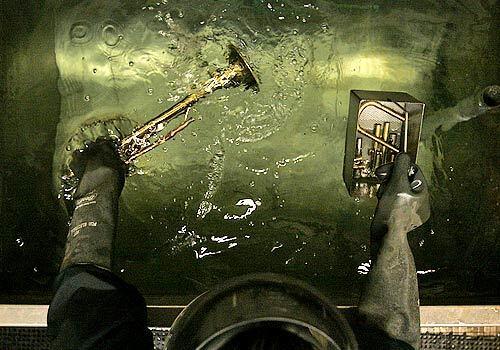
228, 44, 259, 92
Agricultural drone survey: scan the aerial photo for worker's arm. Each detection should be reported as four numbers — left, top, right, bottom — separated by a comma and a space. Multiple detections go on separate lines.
420, 85, 499, 141
48, 139, 153, 349
357, 153, 430, 350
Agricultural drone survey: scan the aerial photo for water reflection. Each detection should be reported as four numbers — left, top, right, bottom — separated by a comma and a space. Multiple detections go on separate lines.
224, 198, 262, 220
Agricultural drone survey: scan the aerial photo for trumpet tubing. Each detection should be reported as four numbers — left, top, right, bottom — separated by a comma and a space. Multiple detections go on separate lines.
118, 45, 258, 164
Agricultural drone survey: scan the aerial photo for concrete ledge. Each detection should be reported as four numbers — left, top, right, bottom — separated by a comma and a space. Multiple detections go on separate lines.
1, 304, 499, 335
420, 305, 500, 327
0, 305, 49, 327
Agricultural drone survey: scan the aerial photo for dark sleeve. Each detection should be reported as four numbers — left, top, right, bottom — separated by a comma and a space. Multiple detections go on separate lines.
47, 264, 153, 350
353, 325, 416, 350
343, 309, 416, 350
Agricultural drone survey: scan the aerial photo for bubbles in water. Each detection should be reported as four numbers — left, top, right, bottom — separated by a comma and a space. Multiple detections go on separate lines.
71, 24, 87, 39
84, 95, 90, 101
92, 68, 97, 74
70, 21, 92, 44
129, 61, 134, 66
102, 23, 122, 47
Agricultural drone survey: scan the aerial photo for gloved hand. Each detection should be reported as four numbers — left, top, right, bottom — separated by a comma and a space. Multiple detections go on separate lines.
370, 153, 430, 255
360, 153, 428, 349
69, 137, 125, 200
61, 138, 125, 271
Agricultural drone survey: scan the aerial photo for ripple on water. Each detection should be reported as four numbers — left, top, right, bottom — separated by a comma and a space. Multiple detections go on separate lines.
57, 116, 136, 200
47, 0, 496, 298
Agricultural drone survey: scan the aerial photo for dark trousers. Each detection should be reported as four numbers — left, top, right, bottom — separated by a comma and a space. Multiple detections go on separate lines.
47, 265, 153, 350
47, 265, 414, 350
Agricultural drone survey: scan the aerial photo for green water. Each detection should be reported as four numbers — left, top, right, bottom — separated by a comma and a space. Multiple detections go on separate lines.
0, 0, 498, 304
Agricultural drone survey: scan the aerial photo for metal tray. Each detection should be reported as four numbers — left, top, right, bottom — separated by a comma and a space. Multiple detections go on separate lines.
343, 90, 425, 197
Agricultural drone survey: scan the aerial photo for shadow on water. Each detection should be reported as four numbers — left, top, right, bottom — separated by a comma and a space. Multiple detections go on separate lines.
0, 0, 65, 302
0, 0, 498, 305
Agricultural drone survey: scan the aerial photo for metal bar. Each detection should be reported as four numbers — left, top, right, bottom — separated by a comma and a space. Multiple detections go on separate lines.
403, 111, 409, 152
359, 100, 406, 122
120, 94, 200, 147
125, 117, 195, 163
392, 100, 408, 114
357, 124, 400, 153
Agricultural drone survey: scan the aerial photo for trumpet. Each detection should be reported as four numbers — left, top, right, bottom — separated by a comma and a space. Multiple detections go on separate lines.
118, 44, 259, 164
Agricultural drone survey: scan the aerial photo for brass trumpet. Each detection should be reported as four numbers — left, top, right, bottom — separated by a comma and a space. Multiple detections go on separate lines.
118, 44, 259, 164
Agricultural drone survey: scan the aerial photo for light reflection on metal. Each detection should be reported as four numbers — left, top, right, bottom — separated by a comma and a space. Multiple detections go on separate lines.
359, 100, 406, 122
118, 44, 259, 163
356, 126, 400, 153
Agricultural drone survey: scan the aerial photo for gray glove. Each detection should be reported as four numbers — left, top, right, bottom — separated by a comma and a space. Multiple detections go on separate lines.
370, 153, 430, 258
359, 153, 430, 349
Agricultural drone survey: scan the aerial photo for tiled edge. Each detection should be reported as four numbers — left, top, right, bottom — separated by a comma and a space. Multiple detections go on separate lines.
0, 305, 49, 327
1, 304, 499, 336
420, 305, 500, 336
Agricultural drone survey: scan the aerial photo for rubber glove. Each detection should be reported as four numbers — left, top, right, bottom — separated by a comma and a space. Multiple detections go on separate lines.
370, 153, 430, 257
61, 138, 125, 271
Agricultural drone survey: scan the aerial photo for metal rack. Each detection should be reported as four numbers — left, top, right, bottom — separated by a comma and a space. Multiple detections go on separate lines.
343, 90, 425, 197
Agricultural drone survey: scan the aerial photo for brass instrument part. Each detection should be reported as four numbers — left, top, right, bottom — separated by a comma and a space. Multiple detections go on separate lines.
373, 123, 383, 170
345, 90, 425, 198
356, 125, 400, 153
387, 132, 398, 163
373, 123, 382, 148
382, 122, 390, 142
381, 121, 390, 163
358, 100, 406, 122
402, 111, 409, 152
118, 44, 259, 164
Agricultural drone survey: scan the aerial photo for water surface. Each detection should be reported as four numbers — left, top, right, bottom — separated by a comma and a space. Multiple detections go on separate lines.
0, 0, 498, 304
